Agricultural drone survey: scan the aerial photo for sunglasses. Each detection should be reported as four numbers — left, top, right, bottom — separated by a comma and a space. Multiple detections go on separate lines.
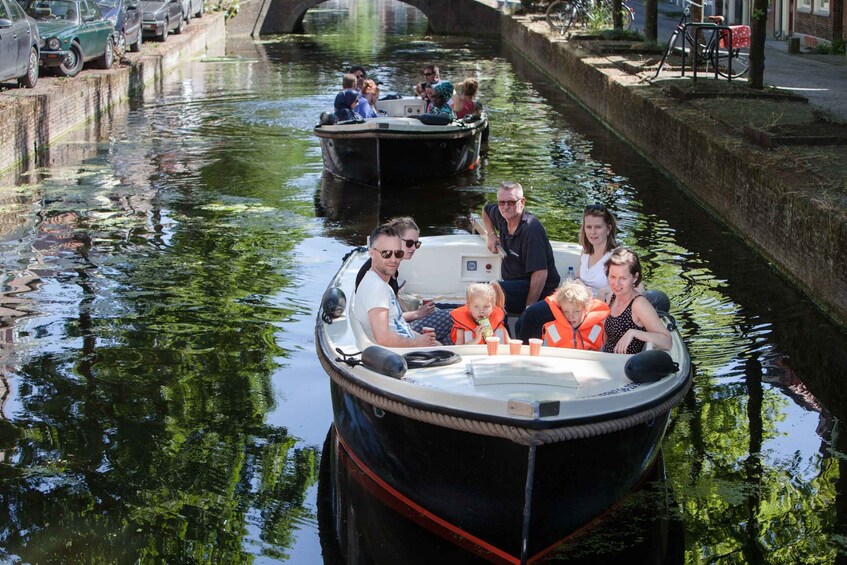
423, 71, 434, 76
402, 239, 422, 249
376, 249, 405, 259
498, 199, 522, 207
585, 203, 607, 213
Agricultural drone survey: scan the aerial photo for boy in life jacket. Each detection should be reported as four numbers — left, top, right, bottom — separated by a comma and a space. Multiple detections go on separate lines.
450, 282, 509, 345
542, 279, 610, 351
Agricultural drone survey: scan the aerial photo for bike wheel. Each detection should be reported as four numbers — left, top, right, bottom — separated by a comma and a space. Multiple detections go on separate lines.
620, 4, 634, 30
653, 28, 681, 78
546, 0, 579, 34
716, 45, 750, 78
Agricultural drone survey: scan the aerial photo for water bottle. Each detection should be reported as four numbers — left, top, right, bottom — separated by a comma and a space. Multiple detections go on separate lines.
567, 266, 575, 280
478, 317, 494, 339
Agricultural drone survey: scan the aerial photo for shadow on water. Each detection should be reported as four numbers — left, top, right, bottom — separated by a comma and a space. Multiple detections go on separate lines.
317, 426, 685, 565
314, 172, 490, 245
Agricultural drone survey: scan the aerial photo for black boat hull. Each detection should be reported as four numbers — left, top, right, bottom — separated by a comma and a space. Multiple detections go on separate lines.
329, 381, 670, 563
316, 121, 486, 187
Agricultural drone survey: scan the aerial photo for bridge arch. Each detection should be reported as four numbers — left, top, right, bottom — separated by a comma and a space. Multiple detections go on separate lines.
241, 0, 502, 37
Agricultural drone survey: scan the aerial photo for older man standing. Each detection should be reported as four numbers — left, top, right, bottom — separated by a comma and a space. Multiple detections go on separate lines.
481, 181, 560, 316
355, 224, 437, 348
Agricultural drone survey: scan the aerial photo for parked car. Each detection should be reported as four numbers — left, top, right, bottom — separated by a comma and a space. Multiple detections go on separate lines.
180, 0, 201, 22
96, 0, 141, 56
0, 0, 40, 87
22, 0, 114, 77
140, 0, 181, 41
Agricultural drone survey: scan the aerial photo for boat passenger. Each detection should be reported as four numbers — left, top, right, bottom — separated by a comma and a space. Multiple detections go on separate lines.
357, 79, 380, 119
414, 64, 440, 101
354, 224, 437, 348
453, 78, 480, 119
482, 181, 560, 323
430, 82, 456, 120
348, 65, 367, 91
355, 217, 454, 344
541, 280, 609, 351
517, 203, 619, 341
603, 248, 671, 354
334, 89, 362, 123
450, 282, 509, 345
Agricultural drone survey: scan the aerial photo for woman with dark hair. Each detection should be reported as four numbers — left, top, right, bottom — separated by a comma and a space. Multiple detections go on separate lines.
430, 81, 456, 120
603, 247, 671, 354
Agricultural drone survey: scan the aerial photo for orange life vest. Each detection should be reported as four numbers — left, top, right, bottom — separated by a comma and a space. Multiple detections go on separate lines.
542, 296, 610, 351
450, 306, 508, 344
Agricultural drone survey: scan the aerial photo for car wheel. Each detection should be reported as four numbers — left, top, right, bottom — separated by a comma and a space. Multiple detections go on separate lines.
196, 0, 203, 17
175, 11, 186, 33
159, 19, 169, 41
130, 28, 143, 52
18, 46, 39, 88
115, 31, 127, 59
96, 35, 114, 69
57, 41, 84, 77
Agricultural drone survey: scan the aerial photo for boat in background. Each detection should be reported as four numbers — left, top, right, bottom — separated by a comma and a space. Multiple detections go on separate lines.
315, 233, 693, 563
313, 97, 488, 188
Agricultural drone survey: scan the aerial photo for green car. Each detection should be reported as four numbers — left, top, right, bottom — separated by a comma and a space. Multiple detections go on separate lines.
22, 0, 114, 77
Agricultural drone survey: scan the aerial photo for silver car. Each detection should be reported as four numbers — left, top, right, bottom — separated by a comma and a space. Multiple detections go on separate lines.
0, 0, 39, 87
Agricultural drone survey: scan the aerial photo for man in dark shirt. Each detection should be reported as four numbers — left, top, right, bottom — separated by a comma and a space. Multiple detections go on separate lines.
481, 181, 560, 315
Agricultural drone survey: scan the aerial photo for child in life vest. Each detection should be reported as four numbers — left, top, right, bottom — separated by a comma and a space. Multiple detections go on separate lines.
450, 282, 509, 345
542, 280, 610, 351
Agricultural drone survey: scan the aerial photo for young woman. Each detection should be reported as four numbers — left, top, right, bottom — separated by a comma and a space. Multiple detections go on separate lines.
577, 203, 618, 297
516, 203, 618, 341
602, 248, 671, 354
453, 78, 479, 119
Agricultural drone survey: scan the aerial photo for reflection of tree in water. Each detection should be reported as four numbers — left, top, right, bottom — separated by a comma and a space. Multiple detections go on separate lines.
0, 199, 321, 561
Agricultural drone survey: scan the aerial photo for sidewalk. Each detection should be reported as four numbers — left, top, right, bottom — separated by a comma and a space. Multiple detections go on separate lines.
629, 0, 847, 122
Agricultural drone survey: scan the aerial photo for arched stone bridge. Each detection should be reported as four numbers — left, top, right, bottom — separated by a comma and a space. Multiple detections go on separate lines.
230, 0, 504, 37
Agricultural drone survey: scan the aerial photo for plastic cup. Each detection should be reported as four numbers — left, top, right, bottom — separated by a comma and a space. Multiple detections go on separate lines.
509, 339, 522, 355
528, 338, 542, 356
422, 326, 435, 335
485, 336, 500, 355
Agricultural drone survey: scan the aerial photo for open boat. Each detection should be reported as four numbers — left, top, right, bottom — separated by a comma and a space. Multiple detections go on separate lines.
313, 97, 488, 188
316, 233, 692, 564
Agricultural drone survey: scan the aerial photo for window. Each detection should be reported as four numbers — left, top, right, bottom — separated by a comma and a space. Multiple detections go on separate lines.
816, 0, 830, 13
799, 0, 811, 11
0, 1, 9, 19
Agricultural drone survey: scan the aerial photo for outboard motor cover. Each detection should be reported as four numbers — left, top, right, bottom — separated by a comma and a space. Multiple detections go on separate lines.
644, 290, 671, 317
362, 346, 407, 379
625, 349, 679, 383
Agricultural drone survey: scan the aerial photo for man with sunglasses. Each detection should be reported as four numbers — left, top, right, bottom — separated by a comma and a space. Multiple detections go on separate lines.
354, 224, 438, 348
414, 64, 440, 102
481, 181, 560, 320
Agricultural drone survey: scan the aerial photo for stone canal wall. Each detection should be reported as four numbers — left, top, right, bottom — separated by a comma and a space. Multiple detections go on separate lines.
0, 13, 226, 176
499, 17, 847, 328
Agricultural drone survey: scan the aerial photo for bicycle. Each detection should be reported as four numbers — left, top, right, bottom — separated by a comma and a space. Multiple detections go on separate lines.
546, 0, 635, 36
653, 0, 750, 79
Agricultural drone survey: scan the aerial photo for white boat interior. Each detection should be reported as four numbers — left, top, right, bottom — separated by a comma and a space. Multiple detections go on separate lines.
321, 233, 691, 423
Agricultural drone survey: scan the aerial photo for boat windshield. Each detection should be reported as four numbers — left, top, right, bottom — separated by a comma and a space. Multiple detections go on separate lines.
24, 0, 79, 21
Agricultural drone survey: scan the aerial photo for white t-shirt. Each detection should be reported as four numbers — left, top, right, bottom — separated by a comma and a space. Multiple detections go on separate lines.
354, 270, 415, 342
579, 251, 612, 296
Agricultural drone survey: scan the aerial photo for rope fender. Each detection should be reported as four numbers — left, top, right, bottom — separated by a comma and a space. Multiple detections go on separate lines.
319, 349, 692, 447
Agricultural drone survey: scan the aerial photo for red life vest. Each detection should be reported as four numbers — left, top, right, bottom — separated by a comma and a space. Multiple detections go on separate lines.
542, 296, 610, 351
450, 306, 508, 344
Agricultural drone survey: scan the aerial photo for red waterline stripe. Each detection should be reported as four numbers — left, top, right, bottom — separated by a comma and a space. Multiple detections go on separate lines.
335, 431, 521, 565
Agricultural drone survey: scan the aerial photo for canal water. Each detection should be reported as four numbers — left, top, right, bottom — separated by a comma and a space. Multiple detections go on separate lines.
1, 0, 845, 562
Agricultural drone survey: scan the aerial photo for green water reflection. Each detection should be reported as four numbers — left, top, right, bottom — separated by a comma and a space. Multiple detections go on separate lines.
0, 0, 845, 562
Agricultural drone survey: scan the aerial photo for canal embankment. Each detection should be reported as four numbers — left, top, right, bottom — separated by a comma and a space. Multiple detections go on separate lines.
0, 13, 226, 176
497, 15, 847, 329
